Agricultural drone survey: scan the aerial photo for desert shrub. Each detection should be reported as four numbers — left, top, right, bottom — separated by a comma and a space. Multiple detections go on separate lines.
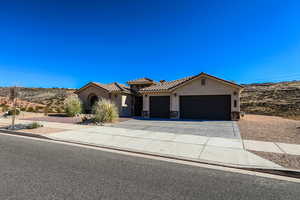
35, 106, 44, 113
27, 106, 35, 112
7, 108, 20, 115
55, 107, 63, 113
20, 107, 26, 111
27, 122, 43, 129
92, 99, 118, 123
48, 108, 56, 113
1, 105, 9, 112
64, 95, 82, 117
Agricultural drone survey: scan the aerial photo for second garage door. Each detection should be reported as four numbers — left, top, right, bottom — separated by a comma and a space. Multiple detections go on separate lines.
180, 95, 231, 120
150, 96, 170, 118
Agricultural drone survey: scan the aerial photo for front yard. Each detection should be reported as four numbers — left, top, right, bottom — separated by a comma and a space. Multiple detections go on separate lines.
238, 114, 300, 169
238, 114, 300, 144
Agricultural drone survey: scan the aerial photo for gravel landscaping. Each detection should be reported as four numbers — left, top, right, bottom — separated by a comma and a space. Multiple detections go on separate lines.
21, 114, 131, 125
250, 150, 300, 170
238, 114, 300, 144
22, 116, 83, 124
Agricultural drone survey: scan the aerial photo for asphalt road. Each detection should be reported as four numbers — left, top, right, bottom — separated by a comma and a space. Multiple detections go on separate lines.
0, 133, 299, 200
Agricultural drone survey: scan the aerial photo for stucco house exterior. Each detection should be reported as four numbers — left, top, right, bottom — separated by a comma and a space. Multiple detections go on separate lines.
75, 72, 243, 120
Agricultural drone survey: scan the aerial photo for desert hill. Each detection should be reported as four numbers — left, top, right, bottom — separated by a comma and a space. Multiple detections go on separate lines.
0, 87, 75, 113
240, 81, 300, 119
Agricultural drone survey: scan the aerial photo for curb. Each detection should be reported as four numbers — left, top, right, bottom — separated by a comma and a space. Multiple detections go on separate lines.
0, 129, 50, 140
1, 128, 300, 179
48, 137, 300, 179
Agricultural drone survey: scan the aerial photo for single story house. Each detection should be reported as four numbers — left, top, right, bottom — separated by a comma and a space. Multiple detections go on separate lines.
75, 72, 243, 120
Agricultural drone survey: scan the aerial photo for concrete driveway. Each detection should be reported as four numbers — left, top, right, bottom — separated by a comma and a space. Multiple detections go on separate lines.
108, 119, 241, 139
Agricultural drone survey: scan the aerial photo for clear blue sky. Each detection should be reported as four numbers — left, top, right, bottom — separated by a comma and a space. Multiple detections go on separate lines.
1, 0, 300, 88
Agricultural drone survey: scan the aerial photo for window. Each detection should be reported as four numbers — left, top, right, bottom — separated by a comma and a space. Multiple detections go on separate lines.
201, 79, 206, 86
234, 100, 237, 107
122, 95, 128, 107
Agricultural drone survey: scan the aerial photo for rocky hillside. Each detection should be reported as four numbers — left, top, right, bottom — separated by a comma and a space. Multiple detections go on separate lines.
0, 87, 75, 113
241, 81, 300, 118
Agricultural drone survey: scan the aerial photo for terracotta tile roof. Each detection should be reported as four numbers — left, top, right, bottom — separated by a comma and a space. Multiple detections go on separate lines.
140, 72, 243, 92
76, 72, 242, 94
140, 75, 196, 92
127, 77, 153, 84
90, 82, 131, 93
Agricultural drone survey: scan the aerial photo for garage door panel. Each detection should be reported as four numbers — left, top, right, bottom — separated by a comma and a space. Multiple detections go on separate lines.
180, 95, 231, 120
150, 96, 170, 118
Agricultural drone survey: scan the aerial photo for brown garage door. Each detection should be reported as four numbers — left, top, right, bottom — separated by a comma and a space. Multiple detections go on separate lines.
180, 95, 231, 120
150, 96, 170, 118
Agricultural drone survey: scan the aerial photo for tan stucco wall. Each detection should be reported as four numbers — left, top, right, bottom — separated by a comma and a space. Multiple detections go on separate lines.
77, 85, 109, 110
77, 85, 132, 116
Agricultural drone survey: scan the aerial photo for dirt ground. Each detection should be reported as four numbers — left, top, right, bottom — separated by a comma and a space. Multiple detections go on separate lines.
250, 150, 300, 170
238, 114, 300, 144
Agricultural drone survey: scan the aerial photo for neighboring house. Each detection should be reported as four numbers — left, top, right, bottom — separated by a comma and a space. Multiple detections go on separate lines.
75, 72, 243, 120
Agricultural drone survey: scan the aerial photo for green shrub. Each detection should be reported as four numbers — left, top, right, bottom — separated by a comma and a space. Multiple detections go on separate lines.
92, 99, 118, 123
7, 108, 20, 116
64, 95, 82, 117
27, 122, 43, 129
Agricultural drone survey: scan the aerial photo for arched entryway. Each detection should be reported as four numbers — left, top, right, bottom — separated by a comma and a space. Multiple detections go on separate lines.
89, 94, 99, 108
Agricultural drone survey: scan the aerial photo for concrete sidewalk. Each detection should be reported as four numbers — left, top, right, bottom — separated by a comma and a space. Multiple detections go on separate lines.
47, 126, 282, 169
2, 118, 300, 169
244, 140, 300, 156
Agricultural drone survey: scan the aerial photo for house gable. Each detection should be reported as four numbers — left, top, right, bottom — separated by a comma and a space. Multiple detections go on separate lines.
172, 74, 240, 95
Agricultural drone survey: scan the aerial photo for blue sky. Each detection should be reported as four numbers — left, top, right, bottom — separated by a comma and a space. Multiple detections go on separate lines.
0, 0, 300, 88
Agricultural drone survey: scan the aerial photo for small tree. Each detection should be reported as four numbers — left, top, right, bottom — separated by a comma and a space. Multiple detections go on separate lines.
93, 99, 118, 123
64, 95, 82, 117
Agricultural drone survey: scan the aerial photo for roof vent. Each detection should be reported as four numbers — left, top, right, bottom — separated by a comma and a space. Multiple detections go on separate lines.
159, 80, 166, 83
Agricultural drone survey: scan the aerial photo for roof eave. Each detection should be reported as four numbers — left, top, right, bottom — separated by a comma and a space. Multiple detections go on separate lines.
169, 73, 243, 92
76, 82, 110, 94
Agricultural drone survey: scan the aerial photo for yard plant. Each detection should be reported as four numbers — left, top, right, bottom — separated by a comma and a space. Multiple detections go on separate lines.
7, 108, 20, 116
93, 99, 118, 123
64, 95, 82, 117
27, 122, 43, 129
